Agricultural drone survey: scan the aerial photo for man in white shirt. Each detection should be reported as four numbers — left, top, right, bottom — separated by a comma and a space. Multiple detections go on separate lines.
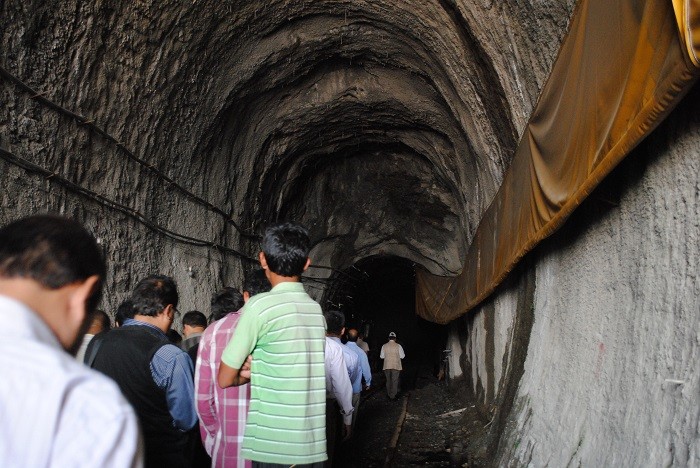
0, 214, 142, 467
324, 331, 354, 466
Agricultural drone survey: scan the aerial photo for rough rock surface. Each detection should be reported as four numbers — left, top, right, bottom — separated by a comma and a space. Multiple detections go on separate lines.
0, 1, 575, 313
2, 2, 698, 467
457, 85, 700, 466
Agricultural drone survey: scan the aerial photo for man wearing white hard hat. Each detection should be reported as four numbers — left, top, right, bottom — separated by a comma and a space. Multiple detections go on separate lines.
380, 332, 405, 400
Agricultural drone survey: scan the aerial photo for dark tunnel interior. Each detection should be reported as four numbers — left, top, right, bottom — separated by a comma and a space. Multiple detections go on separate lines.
321, 255, 448, 389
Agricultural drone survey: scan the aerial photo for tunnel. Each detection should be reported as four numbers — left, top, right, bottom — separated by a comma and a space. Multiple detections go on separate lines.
322, 255, 448, 390
1, 1, 699, 466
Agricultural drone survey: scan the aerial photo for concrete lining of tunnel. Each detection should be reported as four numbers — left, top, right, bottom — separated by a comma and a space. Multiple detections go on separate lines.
2, 1, 699, 466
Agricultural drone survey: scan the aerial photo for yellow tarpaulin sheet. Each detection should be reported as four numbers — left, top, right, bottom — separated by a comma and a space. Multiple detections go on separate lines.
416, 0, 700, 324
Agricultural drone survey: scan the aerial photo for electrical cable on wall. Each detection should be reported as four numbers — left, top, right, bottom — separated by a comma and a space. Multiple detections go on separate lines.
0, 65, 358, 278
0, 65, 259, 239
0, 146, 258, 262
0, 146, 352, 280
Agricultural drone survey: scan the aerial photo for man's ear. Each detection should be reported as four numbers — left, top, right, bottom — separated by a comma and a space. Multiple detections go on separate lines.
303, 258, 311, 272
259, 252, 268, 269
68, 275, 100, 320
243, 291, 251, 302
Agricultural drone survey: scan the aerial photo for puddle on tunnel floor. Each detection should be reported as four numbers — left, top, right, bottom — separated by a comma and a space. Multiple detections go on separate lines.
335, 373, 490, 467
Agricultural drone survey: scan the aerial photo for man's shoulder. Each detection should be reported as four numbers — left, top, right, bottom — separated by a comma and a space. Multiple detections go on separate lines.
249, 289, 322, 320
155, 342, 190, 362
349, 342, 367, 357
343, 344, 359, 359
37, 344, 134, 413
325, 336, 342, 351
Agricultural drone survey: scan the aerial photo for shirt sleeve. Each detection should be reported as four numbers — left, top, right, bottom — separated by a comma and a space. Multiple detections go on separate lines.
221, 307, 258, 369
380, 344, 385, 359
399, 345, 405, 359
151, 344, 198, 431
194, 332, 217, 454
360, 352, 372, 387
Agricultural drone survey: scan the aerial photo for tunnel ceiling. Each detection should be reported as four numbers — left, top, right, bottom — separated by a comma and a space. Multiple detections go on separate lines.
1, 1, 576, 276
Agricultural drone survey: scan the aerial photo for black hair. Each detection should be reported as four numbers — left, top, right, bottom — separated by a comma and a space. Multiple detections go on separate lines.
90, 309, 112, 332
182, 310, 207, 328
244, 268, 271, 297
115, 299, 135, 326
0, 214, 105, 313
324, 310, 345, 335
131, 275, 178, 317
261, 222, 310, 277
210, 287, 244, 322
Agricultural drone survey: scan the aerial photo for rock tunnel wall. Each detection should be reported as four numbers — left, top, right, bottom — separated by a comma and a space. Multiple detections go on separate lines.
0, 0, 576, 312
454, 84, 700, 466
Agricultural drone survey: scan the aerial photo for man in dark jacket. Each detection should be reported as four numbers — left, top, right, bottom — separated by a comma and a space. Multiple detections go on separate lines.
91, 275, 197, 468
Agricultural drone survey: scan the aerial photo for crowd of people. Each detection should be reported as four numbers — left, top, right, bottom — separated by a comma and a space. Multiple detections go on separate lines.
0, 214, 404, 468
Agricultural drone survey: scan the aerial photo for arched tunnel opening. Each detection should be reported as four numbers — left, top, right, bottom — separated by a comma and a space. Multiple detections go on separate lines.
322, 255, 448, 391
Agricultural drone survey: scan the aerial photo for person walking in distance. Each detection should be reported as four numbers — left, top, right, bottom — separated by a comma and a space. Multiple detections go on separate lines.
380, 332, 405, 400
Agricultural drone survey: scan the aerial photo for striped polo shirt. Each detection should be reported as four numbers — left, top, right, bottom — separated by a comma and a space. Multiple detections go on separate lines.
221, 281, 327, 464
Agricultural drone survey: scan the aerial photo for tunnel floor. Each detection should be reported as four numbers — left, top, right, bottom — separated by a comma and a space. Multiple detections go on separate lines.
335, 366, 490, 467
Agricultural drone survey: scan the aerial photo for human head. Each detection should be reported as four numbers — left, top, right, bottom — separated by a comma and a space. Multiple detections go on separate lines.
210, 287, 244, 323
182, 310, 207, 337
0, 214, 104, 350
389, 331, 396, 341
259, 222, 311, 278
347, 328, 359, 342
114, 299, 135, 327
243, 268, 271, 301
87, 309, 111, 335
131, 275, 178, 332
324, 310, 345, 337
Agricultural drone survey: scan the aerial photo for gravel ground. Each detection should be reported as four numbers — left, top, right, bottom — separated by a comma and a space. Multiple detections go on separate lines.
336, 372, 490, 467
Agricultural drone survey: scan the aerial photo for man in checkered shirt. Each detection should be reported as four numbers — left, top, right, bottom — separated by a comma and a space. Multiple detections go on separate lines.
195, 270, 270, 468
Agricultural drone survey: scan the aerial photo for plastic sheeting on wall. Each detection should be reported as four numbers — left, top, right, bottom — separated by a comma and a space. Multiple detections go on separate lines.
416, 0, 700, 324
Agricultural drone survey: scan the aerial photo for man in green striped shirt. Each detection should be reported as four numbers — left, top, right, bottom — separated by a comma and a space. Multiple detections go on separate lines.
218, 222, 327, 467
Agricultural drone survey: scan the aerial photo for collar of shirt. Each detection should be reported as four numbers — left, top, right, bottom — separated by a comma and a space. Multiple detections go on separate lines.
329, 336, 343, 345
0, 294, 61, 349
122, 317, 167, 338
270, 281, 305, 292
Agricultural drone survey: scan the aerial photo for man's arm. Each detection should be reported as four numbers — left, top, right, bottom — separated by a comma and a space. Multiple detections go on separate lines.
399, 345, 405, 359
359, 352, 372, 387
217, 355, 251, 388
380, 344, 385, 359
151, 344, 198, 431
326, 342, 354, 436
219, 308, 257, 388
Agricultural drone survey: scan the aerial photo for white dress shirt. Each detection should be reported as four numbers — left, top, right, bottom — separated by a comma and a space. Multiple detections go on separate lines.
0, 294, 143, 467
324, 337, 354, 425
